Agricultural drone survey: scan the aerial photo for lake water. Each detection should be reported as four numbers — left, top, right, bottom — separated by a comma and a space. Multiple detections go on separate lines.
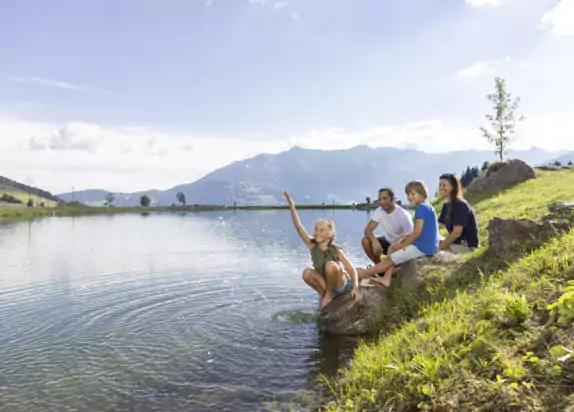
0, 210, 376, 412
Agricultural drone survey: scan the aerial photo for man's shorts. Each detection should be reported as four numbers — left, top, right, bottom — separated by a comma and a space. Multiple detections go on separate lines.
377, 236, 391, 255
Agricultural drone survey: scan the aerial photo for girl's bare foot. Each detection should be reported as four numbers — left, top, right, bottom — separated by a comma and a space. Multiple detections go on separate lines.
320, 295, 332, 309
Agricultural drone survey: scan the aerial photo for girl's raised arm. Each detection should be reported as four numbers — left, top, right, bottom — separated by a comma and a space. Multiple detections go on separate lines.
283, 191, 312, 248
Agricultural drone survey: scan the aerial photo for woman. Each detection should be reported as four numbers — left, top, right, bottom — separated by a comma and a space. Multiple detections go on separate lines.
437, 173, 479, 254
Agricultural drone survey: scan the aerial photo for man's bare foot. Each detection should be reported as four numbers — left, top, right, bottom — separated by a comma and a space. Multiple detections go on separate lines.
371, 276, 391, 288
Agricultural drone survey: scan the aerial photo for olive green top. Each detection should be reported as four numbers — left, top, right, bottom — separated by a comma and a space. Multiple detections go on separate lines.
310, 243, 340, 275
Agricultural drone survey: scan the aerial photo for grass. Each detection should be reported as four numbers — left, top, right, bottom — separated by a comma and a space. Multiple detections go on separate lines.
0, 185, 58, 207
325, 169, 574, 411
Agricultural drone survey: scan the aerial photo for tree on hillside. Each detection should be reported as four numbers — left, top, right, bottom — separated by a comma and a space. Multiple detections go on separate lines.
365, 196, 371, 204
27, 198, 34, 208
104, 193, 116, 207
553, 161, 562, 167
461, 166, 480, 187
480, 77, 524, 162
481, 161, 490, 172
176, 192, 186, 206
140, 195, 151, 207
568, 161, 573, 166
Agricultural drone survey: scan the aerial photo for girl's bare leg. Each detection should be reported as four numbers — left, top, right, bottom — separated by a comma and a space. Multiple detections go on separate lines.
302, 268, 326, 295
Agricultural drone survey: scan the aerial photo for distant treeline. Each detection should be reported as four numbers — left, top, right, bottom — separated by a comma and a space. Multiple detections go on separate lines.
0, 176, 63, 204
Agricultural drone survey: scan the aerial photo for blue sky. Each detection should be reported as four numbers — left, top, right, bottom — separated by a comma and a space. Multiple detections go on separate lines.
1, 0, 573, 193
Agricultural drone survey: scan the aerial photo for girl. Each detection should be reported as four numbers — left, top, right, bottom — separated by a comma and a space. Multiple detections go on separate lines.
437, 173, 479, 254
358, 180, 439, 287
284, 191, 362, 310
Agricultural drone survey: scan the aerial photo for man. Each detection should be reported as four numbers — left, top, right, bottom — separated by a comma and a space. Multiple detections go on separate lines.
362, 188, 414, 265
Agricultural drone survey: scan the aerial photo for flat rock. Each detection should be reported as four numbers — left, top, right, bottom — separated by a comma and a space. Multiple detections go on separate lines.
316, 253, 463, 335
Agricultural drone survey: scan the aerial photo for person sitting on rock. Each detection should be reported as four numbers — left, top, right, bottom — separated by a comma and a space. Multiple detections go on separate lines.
362, 187, 414, 266
284, 190, 362, 309
437, 173, 479, 254
358, 180, 439, 287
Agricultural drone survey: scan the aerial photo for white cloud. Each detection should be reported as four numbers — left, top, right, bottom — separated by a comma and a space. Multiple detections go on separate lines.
11, 76, 112, 95
1, 110, 573, 194
249, 0, 266, 4
291, 13, 300, 19
539, 0, 574, 35
205, 0, 213, 6
274, 2, 288, 8
455, 57, 511, 79
465, 0, 500, 6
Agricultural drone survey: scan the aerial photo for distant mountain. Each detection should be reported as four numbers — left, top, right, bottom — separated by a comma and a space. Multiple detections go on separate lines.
546, 151, 574, 166
57, 146, 563, 207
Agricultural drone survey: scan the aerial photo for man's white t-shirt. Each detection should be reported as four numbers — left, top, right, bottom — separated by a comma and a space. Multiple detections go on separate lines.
370, 205, 414, 243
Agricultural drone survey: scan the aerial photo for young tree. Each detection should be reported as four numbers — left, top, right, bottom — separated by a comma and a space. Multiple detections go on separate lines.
568, 161, 573, 166
140, 195, 151, 207
104, 192, 116, 207
365, 196, 371, 204
176, 192, 186, 206
481, 161, 490, 172
480, 77, 524, 162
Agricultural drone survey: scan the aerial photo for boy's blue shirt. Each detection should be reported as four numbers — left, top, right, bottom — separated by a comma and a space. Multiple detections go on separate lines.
412, 201, 439, 255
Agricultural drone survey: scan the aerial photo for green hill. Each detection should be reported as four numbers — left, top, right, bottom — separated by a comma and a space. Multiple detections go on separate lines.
326, 169, 574, 411
0, 176, 62, 207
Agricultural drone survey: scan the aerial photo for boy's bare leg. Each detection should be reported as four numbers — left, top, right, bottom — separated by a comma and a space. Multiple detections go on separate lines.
369, 258, 395, 287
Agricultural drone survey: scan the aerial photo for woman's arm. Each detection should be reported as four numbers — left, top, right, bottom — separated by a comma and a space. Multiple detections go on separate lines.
439, 226, 463, 249
283, 191, 312, 248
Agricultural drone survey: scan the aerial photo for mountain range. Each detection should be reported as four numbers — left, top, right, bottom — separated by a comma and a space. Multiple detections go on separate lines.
57, 146, 572, 207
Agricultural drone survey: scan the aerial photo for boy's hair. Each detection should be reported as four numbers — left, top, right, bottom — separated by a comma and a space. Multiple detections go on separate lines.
405, 180, 429, 199
313, 218, 336, 244
378, 188, 395, 199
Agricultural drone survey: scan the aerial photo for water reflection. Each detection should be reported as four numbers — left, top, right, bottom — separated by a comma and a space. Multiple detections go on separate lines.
0, 211, 376, 411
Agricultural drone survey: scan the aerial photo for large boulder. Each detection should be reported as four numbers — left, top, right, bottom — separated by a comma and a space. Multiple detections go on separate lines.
487, 216, 572, 259
467, 159, 536, 191
316, 253, 463, 335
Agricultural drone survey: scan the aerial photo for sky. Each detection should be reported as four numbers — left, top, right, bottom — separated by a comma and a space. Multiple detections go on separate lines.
1, 0, 573, 193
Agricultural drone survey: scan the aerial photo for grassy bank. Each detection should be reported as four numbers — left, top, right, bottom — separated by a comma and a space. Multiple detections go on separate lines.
326, 169, 574, 411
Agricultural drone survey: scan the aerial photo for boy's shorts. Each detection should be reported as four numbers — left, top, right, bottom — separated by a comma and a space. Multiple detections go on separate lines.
389, 245, 425, 265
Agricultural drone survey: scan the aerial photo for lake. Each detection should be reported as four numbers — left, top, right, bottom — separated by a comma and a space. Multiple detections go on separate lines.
0, 210, 377, 412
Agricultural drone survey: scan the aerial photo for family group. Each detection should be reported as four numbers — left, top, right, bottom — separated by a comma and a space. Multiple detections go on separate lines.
285, 173, 479, 310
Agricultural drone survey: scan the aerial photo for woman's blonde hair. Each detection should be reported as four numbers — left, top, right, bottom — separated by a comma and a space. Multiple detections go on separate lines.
313, 218, 336, 244
405, 180, 429, 199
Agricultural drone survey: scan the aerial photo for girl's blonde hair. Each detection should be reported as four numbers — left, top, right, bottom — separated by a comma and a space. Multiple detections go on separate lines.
405, 180, 429, 199
313, 218, 336, 244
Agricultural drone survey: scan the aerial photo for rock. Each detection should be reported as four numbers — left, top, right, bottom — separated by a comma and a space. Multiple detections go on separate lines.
316, 253, 463, 335
548, 201, 574, 220
537, 165, 574, 171
487, 217, 572, 258
467, 159, 536, 191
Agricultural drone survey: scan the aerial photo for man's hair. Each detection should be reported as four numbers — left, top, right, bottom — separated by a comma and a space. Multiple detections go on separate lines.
405, 180, 429, 199
378, 188, 395, 199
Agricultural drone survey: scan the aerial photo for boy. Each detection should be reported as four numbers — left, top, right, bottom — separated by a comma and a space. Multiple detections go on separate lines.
357, 180, 439, 287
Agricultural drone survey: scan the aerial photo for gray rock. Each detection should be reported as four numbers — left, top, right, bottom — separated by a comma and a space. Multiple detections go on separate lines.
467, 159, 536, 191
487, 216, 572, 259
316, 253, 463, 335
548, 201, 574, 219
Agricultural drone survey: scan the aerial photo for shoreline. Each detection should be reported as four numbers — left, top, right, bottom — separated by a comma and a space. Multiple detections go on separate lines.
0, 203, 384, 222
